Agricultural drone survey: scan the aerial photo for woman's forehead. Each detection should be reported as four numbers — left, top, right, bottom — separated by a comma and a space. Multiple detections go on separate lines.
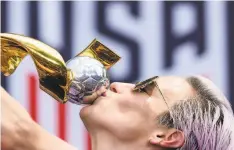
157, 76, 195, 100
157, 76, 187, 86
136, 76, 188, 87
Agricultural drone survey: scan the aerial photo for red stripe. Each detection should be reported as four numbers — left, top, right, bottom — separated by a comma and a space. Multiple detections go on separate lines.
58, 103, 67, 141
28, 74, 38, 122
87, 132, 92, 150
28, 73, 67, 141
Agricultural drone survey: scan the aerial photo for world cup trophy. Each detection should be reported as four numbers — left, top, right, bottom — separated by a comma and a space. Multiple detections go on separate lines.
1, 33, 121, 105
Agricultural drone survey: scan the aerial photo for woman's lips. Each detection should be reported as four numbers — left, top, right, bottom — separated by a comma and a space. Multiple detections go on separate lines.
83, 90, 109, 106
101, 91, 107, 97
88, 89, 107, 105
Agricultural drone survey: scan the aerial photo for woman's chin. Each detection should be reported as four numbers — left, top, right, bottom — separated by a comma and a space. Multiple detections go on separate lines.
79, 95, 106, 123
79, 104, 92, 119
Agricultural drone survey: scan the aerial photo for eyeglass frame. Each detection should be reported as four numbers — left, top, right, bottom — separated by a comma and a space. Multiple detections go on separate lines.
133, 76, 174, 124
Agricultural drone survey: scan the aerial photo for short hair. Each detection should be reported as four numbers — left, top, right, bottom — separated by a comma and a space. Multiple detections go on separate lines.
157, 76, 234, 150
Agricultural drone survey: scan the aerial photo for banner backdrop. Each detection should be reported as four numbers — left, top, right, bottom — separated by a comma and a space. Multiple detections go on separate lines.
1, 1, 233, 150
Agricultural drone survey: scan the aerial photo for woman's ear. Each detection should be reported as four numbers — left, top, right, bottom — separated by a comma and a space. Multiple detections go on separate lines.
149, 128, 185, 149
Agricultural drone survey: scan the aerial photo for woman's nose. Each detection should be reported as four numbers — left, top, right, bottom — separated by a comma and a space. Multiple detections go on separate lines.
110, 82, 135, 94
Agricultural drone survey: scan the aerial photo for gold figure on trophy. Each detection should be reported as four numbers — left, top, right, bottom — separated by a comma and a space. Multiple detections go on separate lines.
1, 33, 121, 105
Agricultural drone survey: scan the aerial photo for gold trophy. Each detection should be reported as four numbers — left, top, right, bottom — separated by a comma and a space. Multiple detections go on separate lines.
1, 33, 120, 105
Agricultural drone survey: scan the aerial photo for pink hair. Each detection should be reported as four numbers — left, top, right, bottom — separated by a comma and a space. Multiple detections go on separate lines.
157, 76, 234, 150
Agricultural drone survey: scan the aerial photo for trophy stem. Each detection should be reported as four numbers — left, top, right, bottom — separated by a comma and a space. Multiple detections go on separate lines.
1, 33, 72, 103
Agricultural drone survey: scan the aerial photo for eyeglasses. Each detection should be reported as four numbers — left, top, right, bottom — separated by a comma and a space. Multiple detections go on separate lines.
133, 76, 170, 112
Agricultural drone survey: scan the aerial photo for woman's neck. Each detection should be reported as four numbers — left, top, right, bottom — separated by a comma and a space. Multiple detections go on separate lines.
90, 131, 156, 150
